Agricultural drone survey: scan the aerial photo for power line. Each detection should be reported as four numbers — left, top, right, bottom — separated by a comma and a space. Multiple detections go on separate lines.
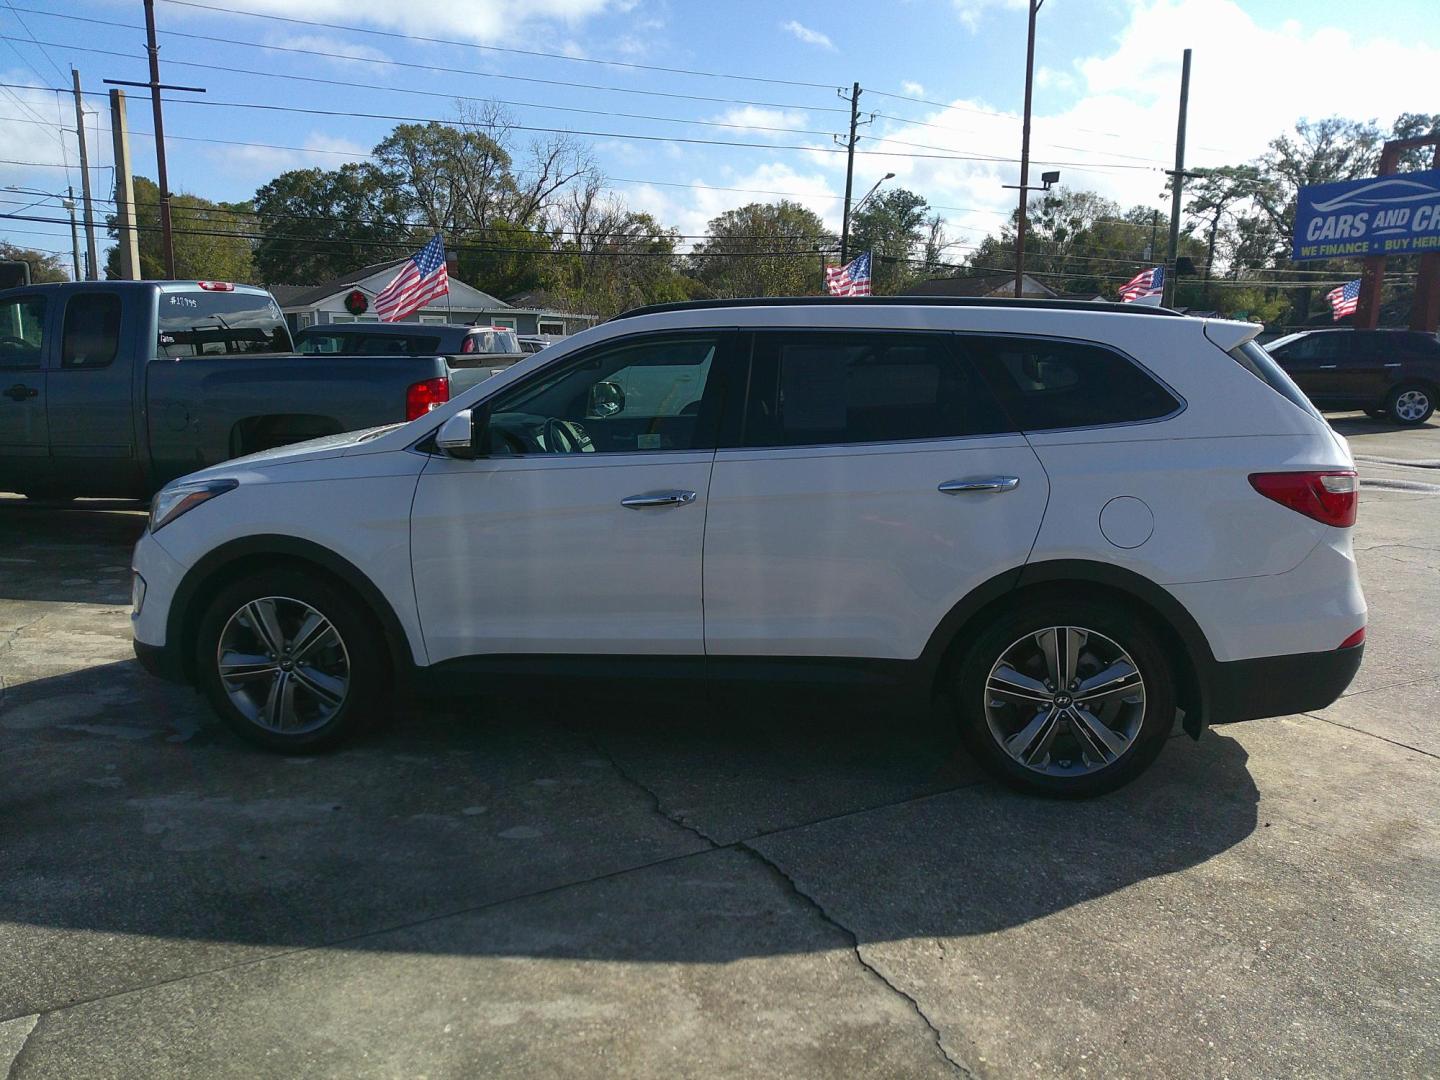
2, 0, 67, 81
157, 0, 839, 92
15, 7, 849, 116
11, 81, 1157, 172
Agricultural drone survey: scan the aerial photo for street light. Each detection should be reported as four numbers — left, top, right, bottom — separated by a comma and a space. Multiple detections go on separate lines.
841, 172, 894, 263
4, 185, 82, 279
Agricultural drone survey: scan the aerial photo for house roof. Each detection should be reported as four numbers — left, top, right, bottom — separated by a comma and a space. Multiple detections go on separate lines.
902, 273, 1057, 298
269, 258, 514, 312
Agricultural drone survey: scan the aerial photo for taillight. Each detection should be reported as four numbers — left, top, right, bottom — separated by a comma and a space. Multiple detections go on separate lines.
1337, 626, 1365, 649
405, 376, 449, 421
196, 280, 234, 291
1248, 470, 1357, 528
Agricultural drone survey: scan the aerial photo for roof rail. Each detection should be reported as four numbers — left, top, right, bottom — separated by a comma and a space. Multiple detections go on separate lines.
612, 295, 1185, 321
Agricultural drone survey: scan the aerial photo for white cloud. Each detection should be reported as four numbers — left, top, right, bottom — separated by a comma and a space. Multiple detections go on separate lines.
710, 107, 812, 138
901, 81, 926, 98
1034, 66, 1076, 93
950, 0, 1026, 32
781, 20, 836, 51
190, 0, 619, 41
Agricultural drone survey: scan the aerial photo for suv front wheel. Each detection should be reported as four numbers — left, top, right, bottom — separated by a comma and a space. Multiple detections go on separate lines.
951, 599, 1176, 797
196, 568, 388, 751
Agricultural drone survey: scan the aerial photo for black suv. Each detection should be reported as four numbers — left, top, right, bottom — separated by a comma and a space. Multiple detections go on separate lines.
1266, 328, 1440, 425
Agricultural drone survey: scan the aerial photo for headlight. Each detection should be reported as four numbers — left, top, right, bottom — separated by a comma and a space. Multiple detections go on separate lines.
149, 478, 238, 533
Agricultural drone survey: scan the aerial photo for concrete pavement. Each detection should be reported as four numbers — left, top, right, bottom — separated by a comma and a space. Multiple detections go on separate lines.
1, 412, 1436, 1078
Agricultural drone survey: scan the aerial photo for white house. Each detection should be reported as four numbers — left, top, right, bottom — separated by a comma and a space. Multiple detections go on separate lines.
270, 258, 598, 336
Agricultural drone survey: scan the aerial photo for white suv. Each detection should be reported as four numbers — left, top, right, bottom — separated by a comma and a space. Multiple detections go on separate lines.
132, 298, 1365, 796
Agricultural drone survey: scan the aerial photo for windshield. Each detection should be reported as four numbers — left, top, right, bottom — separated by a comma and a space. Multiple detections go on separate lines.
157, 290, 293, 357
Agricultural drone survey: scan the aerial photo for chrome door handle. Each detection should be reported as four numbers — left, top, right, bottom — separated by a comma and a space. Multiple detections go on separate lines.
938, 477, 1020, 494
1319, 364, 1338, 369
1384, 363, 1402, 368
621, 490, 697, 509
3, 383, 38, 401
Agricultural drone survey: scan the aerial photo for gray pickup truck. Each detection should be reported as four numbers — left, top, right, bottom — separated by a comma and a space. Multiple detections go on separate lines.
0, 280, 512, 499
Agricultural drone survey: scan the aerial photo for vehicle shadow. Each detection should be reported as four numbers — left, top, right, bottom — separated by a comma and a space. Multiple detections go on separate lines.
1, 656, 1259, 1009
1328, 414, 1433, 437
0, 500, 147, 606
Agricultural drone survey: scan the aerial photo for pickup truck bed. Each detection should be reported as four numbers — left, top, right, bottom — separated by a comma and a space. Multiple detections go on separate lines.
0, 280, 499, 499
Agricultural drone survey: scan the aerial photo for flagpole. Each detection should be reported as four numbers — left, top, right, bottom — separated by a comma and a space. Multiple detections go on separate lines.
442, 231, 452, 322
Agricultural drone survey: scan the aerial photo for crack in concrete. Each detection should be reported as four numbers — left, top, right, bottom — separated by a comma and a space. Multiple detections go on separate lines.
0, 613, 48, 709
737, 843, 974, 1078
1307, 713, 1439, 762
583, 731, 973, 1077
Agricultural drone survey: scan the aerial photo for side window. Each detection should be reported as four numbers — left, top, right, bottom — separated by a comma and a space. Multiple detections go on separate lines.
61, 293, 122, 370
296, 332, 344, 354
1300, 334, 1348, 362
483, 334, 723, 454
973, 336, 1179, 431
742, 330, 1011, 448
0, 295, 45, 370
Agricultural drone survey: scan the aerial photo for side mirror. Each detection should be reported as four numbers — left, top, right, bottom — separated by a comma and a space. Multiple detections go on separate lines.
436, 409, 477, 459
588, 380, 625, 418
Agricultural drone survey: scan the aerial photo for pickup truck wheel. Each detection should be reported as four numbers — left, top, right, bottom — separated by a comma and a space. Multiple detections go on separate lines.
1386, 384, 1434, 426
947, 599, 1175, 798
196, 569, 386, 752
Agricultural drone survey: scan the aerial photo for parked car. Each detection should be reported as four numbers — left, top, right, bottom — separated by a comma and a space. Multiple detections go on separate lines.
294, 321, 522, 359
1265, 328, 1440, 425
132, 296, 1364, 796
518, 333, 563, 354
0, 281, 524, 500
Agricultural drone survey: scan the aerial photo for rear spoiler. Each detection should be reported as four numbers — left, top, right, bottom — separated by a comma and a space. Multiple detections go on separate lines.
1202, 319, 1263, 352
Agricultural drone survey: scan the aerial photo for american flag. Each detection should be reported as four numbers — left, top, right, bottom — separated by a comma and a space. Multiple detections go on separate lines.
1327, 279, 1361, 320
374, 234, 449, 322
825, 251, 872, 297
1119, 265, 1164, 302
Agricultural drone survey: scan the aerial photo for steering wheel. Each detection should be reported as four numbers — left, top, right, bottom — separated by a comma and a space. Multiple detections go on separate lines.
543, 417, 594, 453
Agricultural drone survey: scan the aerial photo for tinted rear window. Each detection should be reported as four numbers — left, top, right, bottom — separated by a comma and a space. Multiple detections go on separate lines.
157, 290, 292, 357
741, 330, 1012, 448
972, 336, 1180, 431
1229, 340, 1322, 418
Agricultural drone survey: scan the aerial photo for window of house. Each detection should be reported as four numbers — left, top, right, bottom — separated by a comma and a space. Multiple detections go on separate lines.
741, 330, 1011, 448
537, 318, 566, 335
61, 293, 122, 369
490, 317, 518, 331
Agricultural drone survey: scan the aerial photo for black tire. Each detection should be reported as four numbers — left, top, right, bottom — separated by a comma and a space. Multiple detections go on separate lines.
1386, 383, 1434, 426
948, 597, 1177, 798
195, 567, 388, 752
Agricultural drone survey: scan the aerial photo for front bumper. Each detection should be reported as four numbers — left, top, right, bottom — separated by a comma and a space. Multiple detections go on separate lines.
134, 638, 188, 684
1205, 642, 1364, 725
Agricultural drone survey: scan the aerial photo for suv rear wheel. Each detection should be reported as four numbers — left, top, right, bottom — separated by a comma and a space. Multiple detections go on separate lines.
950, 599, 1176, 797
1386, 383, 1434, 426
196, 568, 387, 751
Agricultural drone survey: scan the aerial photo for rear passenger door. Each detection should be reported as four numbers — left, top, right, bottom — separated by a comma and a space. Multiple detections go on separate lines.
0, 292, 51, 494
701, 329, 1049, 661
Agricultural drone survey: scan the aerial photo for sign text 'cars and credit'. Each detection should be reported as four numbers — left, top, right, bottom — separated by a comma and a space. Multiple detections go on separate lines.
1292, 169, 1440, 261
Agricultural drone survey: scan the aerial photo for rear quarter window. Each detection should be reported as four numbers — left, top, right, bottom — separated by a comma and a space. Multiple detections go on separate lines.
1229, 340, 1323, 418
971, 336, 1180, 431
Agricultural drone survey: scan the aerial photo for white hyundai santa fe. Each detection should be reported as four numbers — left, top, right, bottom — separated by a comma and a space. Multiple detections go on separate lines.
132, 297, 1365, 796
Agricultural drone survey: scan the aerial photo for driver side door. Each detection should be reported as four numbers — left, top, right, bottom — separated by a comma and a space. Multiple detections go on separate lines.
410, 330, 739, 665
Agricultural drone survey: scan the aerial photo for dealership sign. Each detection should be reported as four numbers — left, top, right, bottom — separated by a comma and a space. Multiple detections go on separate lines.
1292, 169, 1440, 261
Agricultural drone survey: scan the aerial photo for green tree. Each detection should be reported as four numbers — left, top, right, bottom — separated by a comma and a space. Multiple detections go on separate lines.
104, 177, 254, 282
0, 241, 69, 282
689, 201, 833, 298
848, 188, 929, 294
252, 165, 411, 284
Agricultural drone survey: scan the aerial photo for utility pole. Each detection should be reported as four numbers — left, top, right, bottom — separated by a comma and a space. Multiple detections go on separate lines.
71, 70, 99, 280
64, 188, 81, 281
1163, 48, 1192, 308
838, 82, 862, 265
1148, 209, 1159, 262
110, 89, 142, 280
1014, 0, 1042, 298
105, 0, 206, 280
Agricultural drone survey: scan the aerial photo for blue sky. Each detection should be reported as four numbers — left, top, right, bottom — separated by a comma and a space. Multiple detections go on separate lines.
2, 0, 1437, 277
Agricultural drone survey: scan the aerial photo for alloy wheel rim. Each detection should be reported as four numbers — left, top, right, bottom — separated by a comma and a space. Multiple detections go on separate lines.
1396, 390, 1429, 421
983, 626, 1146, 777
217, 596, 350, 734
